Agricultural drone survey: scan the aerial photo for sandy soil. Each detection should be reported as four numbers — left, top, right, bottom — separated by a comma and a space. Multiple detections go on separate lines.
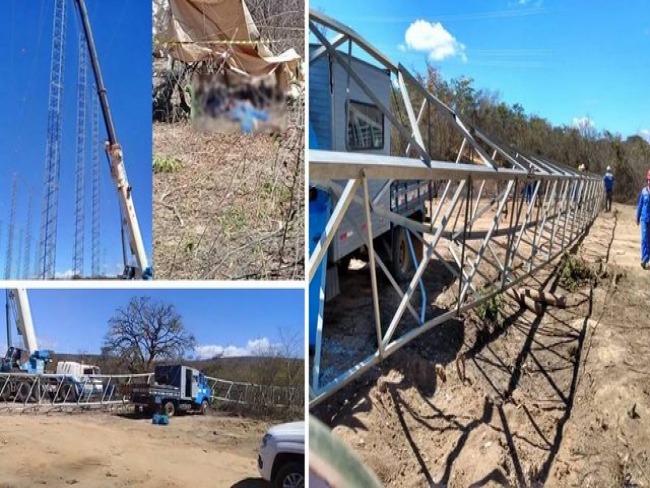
312, 203, 650, 487
0, 412, 270, 488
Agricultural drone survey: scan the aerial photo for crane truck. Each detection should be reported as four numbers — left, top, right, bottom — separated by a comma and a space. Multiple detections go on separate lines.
74, 0, 152, 279
0, 289, 103, 403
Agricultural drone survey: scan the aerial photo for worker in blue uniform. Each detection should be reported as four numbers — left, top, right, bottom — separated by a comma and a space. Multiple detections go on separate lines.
636, 170, 650, 269
603, 166, 615, 212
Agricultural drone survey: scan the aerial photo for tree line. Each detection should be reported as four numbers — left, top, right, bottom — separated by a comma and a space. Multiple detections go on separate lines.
392, 64, 650, 203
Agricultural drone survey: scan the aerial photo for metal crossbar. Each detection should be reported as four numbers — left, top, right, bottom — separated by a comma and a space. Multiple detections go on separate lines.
308, 10, 604, 407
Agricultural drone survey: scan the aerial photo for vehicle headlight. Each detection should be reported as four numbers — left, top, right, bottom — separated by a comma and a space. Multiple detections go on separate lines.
261, 433, 273, 448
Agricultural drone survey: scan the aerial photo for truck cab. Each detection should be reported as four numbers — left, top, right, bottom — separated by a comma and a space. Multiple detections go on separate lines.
132, 365, 212, 416
56, 361, 103, 397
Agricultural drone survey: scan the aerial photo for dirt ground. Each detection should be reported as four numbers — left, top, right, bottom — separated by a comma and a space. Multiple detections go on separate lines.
313, 203, 650, 487
0, 412, 271, 488
152, 100, 304, 280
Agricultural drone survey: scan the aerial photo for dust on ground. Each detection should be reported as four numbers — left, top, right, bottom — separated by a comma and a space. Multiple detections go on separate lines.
0, 412, 270, 488
313, 203, 650, 487
152, 98, 304, 280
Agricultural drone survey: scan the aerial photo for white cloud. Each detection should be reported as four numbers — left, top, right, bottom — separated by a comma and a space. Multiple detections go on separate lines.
54, 269, 75, 279
640, 130, 650, 143
572, 117, 595, 130
195, 337, 282, 359
403, 20, 467, 62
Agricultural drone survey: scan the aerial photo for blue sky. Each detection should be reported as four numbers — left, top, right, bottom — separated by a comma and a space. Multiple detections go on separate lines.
0, 0, 152, 278
310, 0, 650, 141
1, 288, 304, 359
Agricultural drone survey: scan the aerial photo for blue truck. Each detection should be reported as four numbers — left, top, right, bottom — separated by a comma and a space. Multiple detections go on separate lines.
131, 365, 212, 417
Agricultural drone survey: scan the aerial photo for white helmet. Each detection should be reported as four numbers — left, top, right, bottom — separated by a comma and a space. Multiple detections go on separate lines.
606, 166, 611, 172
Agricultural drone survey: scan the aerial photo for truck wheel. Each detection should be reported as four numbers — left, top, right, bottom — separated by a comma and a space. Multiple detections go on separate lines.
15, 381, 31, 403
163, 400, 175, 417
60, 383, 77, 403
273, 461, 304, 488
200, 400, 209, 415
391, 226, 413, 282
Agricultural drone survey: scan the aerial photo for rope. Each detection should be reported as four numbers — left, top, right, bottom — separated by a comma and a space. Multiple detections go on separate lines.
158, 38, 291, 46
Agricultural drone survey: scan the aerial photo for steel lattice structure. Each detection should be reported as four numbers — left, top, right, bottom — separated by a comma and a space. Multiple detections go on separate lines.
0, 372, 303, 413
4, 175, 18, 280
23, 192, 34, 279
72, 30, 88, 278
39, 0, 67, 280
91, 91, 100, 277
308, 10, 604, 407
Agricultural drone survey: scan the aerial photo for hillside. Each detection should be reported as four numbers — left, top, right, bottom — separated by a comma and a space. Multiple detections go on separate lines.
48, 353, 303, 388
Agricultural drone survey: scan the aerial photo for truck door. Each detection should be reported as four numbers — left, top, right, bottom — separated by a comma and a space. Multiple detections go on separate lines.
185, 368, 192, 398
191, 373, 199, 399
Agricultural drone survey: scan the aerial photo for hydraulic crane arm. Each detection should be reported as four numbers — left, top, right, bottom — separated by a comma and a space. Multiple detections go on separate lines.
7, 289, 38, 353
74, 0, 152, 279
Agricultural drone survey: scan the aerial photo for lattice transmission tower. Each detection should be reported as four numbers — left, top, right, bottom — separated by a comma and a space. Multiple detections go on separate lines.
38, 0, 67, 279
73, 30, 88, 278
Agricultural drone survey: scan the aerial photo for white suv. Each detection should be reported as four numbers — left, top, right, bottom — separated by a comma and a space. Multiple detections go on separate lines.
258, 421, 305, 488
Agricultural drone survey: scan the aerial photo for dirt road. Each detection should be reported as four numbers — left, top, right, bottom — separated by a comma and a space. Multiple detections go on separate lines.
313, 203, 650, 486
0, 412, 270, 488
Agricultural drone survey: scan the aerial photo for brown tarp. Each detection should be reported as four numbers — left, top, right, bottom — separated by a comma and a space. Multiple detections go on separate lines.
158, 0, 301, 80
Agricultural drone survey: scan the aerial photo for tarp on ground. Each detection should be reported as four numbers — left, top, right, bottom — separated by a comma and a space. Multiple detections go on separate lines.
154, 0, 301, 82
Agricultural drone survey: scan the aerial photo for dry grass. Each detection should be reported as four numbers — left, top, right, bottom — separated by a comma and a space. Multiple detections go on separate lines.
153, 96, 304, 280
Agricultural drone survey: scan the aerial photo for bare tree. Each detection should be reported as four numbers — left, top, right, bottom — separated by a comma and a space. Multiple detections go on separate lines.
249, 327, 303, 389
246, 0, 305, 56
103, 297, 196, 373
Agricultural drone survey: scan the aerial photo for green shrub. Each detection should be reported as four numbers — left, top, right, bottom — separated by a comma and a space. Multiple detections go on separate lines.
476, 286, 503, 327
558, 253, 594, 291
153, 155, 182, 173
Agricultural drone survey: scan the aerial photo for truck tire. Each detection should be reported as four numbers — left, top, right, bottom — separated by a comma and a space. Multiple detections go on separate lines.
163, 400, 176, 417
200, 400, 209, 415
391, 226, 413, 282
273, 461, 304, 488
60, 383, 77, 403
15, 381, 32, 403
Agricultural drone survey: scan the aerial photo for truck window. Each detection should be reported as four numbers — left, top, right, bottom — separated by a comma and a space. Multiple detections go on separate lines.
346, 100, 384, 151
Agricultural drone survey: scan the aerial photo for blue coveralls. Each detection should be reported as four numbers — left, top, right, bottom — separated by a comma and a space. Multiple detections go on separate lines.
229, 102, 269, 134
637, 186, 650, 265
603, 172, 614, 211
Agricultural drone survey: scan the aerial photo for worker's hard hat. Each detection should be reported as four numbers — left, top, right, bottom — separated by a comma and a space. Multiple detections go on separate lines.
578, 164, 585, 171
606, 166, 611, 172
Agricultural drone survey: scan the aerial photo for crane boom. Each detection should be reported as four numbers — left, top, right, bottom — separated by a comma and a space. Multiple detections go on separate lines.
73, 0, 152, 279
7, 289, 38, 353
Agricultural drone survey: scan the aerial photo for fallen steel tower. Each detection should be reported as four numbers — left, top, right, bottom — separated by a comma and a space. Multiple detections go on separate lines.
308, 10, 604, 407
